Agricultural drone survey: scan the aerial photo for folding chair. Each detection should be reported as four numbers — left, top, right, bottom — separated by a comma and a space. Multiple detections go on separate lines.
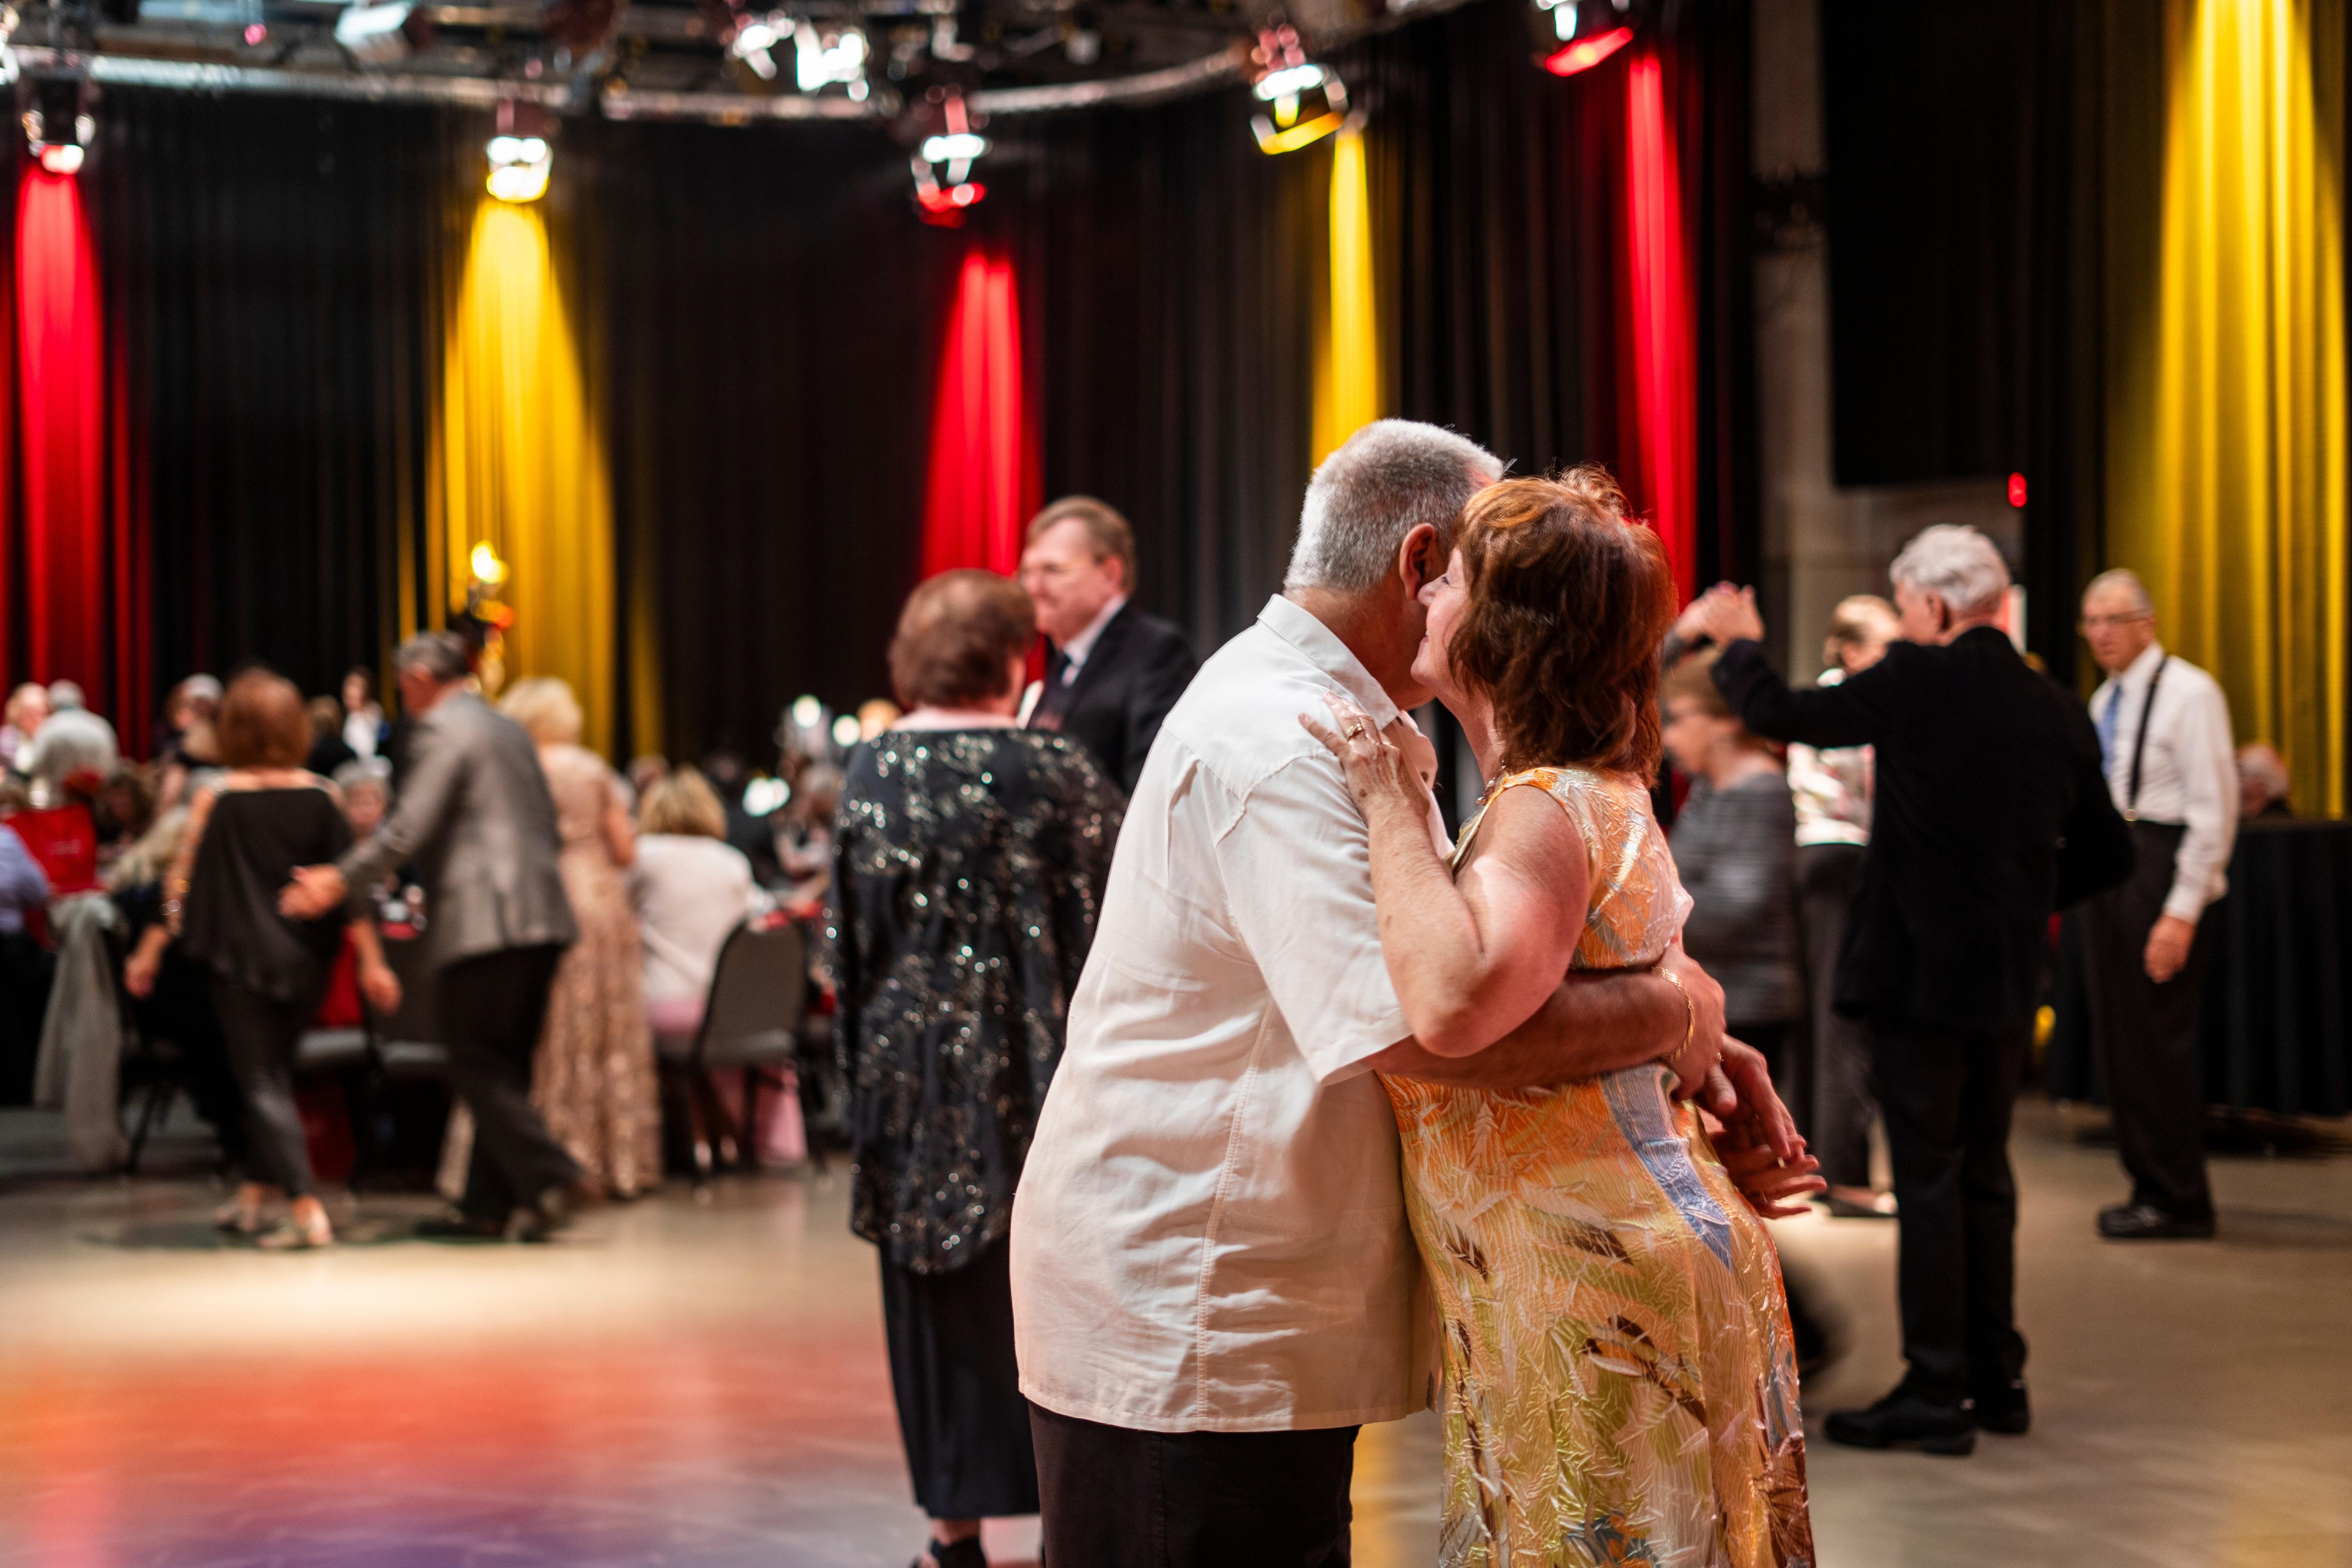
655, 917, 808, 1184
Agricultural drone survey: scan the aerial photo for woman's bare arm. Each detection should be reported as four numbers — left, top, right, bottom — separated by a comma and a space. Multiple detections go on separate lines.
1302, 695, 1588, 1058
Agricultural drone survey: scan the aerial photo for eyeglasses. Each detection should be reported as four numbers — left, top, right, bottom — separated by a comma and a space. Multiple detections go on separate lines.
2078, 612, 2152, 633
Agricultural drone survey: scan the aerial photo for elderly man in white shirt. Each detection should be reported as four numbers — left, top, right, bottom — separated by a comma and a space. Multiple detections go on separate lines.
2071, 568, 2238, 1240
1009, 419, 1798, 1567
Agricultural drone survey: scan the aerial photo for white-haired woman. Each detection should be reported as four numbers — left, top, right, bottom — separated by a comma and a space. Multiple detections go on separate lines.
442, 679, 657, 1201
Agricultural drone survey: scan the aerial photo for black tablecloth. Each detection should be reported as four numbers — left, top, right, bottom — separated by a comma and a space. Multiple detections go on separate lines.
2049, 818, 2352, 1116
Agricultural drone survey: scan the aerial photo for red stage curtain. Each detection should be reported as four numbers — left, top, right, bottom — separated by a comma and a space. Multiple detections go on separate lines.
9, 165, 144, 749
920, 249, 1039, 579
1621, 51, 1697, 603
17, 169, 105, 693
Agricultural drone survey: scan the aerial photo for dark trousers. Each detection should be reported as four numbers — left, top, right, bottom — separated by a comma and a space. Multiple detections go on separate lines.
880, 1239, 1038, 1521
1873, 1015, 2029, 1406
437, 944, 578, 1219
1032, 1405, 1357, 1568
1797, 842, 1878, 1189
2068, 820, 2215, 1219
207, 972, 328, 1199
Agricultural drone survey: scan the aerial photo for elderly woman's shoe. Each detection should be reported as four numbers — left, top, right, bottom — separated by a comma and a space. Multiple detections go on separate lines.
255, 1208, 334, 1250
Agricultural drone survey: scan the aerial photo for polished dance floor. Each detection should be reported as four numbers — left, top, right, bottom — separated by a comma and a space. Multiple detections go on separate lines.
0, 1099, 2346, 1568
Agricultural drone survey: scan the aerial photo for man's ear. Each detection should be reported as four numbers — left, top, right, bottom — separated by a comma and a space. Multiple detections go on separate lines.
1396, 523, 1441, 598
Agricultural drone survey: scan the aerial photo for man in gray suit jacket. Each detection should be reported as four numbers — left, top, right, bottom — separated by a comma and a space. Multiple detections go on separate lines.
282, 632, 583, 1240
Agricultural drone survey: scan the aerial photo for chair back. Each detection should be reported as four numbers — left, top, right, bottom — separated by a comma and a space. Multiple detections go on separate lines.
369, 930, 446, 1079
12, 803, 98, 898
695, 918, 807, 1070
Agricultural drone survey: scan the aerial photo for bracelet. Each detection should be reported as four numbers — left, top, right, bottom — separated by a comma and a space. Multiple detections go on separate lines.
1657, 963, 1697, 1074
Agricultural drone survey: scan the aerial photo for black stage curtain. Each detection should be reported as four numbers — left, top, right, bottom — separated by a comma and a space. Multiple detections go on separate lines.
1820, 0, 2044, 490
93, 91, 466, 713
98, 0, 1754, 764
583, 118, 952, 762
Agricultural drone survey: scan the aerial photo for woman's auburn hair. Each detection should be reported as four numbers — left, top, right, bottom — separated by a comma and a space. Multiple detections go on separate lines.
214, 668, 313, 771
1449, 466, 1676, 779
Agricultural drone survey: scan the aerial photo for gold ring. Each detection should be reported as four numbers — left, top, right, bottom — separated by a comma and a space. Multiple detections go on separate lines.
1346, 722, 1367, 740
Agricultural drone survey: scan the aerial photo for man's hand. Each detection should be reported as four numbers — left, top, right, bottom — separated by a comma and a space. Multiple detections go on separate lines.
279, 864, 348, 921
1660, 946, 1726, 1099
2144, 914, 2196, 984
1711, 1118, 1826, 1218
1699, 1038, 1804, 1161
1693, 584, 1766, 646
1702, 1038, 1822, 1216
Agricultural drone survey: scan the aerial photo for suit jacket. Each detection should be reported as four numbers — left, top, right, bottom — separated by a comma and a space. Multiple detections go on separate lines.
1029, 603, 1196, 796
338, 691, 578, 970
1713, 628, 2132, 1036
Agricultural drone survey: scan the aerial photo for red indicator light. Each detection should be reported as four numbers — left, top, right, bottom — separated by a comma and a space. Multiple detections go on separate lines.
2007, 472, 2027, 508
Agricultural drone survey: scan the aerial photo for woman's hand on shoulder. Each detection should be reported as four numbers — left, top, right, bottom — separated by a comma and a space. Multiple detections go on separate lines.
1299, 690, 1432, 824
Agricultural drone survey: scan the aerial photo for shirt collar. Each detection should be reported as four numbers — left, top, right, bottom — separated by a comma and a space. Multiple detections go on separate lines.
1257, 594, 1403, 729
2122, 639, 2167, 687
1060, 594, 1129, 669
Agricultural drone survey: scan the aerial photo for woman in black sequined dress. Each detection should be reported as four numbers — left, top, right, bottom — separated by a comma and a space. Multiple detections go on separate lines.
822, 570, 1123, 1568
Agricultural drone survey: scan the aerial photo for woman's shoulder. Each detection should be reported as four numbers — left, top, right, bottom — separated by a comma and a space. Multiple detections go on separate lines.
1494, 762, 1653, 817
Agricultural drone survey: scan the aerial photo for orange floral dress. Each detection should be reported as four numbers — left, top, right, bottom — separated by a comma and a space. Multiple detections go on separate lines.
1382, 765, 1813, 1568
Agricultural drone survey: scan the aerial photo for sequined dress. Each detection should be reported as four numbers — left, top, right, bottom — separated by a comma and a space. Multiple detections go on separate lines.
821, 726, 1121, 1274
1382, 765, 1813, 1568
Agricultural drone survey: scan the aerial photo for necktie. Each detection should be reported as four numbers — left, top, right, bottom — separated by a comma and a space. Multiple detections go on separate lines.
1047, 649, 1073, 688
2096, 683, 2122, 769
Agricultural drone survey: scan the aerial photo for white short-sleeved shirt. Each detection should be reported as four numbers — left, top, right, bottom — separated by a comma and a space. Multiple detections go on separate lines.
1011, 595, 1438, 1434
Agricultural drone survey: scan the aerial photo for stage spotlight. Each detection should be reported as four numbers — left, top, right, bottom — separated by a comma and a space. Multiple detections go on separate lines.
830, 714, 860, 750
1249, 24, 1346, 155
912, 89, 987, 225
485, 101, 554, 203
794, 20, 869, 99
334, 1, 433, 65
1537, 0, 1641, 76
19, 71, 94, 178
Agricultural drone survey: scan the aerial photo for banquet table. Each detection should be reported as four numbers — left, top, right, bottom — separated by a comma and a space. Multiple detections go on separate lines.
2048, 817, 2352, 1118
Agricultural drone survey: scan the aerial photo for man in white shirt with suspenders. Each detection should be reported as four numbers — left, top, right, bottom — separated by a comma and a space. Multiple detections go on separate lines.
2073, 569, 2239, 1240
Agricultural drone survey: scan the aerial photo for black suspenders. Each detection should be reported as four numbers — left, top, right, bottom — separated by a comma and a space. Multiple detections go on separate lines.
2123, 655, 2171, 822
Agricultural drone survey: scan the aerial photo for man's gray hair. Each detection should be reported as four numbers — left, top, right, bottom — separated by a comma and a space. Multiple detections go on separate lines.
393, 631, 473, 684
1888, 524, 2011, 616
1284, 419, 1504, 595
2082, 567, 2154, 615
47, 680, 85, 712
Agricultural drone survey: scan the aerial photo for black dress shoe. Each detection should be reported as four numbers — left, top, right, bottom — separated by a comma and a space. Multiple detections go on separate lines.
912, 1537, 987, 1568
2098, 1201, 2216, 1240
415, 1210, 506, 1241
508, 1183, 579, 1244
1824, 1383, 1977, 1455
1971, 1378, 2031, 1436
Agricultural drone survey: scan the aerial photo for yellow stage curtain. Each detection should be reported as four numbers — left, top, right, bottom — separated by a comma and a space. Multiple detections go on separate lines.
431, 200, 619, 755
1311, 128, 1382, 468
2107, 0, 2347, 815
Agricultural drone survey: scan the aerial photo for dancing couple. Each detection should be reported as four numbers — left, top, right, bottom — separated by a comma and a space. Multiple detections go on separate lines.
1012, 421, 1820, 1567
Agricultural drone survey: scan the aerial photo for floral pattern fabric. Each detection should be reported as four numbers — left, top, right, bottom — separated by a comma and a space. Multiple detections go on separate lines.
1381, 764, 1814, 1568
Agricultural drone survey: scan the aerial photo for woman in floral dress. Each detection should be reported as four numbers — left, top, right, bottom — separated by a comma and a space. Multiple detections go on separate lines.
1305, 470, 1818, 1568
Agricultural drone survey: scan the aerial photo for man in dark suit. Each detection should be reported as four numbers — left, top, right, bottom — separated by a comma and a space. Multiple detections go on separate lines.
1017, 497, 1195, 796
1693, 524, 2133, 1457
281, 632, 583, 1242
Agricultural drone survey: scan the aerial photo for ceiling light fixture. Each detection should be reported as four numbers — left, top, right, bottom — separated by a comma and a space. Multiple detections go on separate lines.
912, 89, 987, 225
1537, 0, 1641, 76
485, 100, 553, 203
19, 70, 93, 176
1249, 23, 1345, 155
